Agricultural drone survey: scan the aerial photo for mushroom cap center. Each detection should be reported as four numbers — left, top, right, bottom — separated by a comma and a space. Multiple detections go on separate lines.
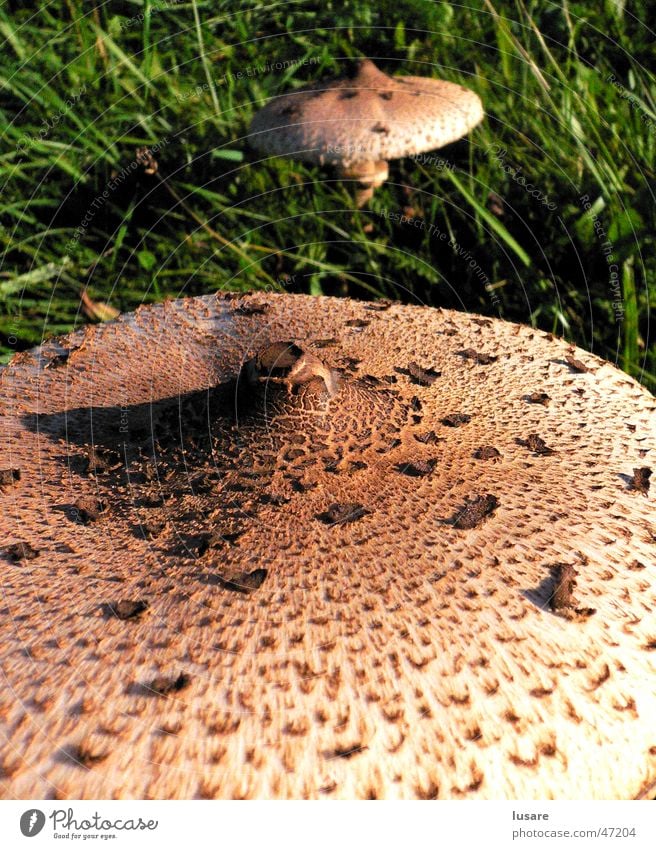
232, 342, 411, 475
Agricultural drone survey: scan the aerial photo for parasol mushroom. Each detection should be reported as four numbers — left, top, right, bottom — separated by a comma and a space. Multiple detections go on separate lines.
0, 292, 655, 800
248, 59, 484, 204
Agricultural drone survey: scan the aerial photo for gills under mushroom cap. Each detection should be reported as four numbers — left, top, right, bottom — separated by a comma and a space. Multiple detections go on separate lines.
248, 59, 484, 169
0, 293, 655, 800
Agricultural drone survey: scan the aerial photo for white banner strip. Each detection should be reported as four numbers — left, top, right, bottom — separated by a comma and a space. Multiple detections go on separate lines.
0, 800, 654, 848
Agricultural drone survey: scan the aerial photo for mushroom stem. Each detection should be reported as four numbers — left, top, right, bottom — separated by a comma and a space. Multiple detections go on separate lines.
337, 160, 389, 207
354, 187, 375, 208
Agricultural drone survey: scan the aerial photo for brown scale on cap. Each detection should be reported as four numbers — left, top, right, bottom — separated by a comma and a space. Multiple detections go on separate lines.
630, 467, 651, 495
248, 58, 483, 204
0, 292, 655, 800
0, 467, 21, 488
107, 600, 149, 621
4, 541, 39, 562
473, 445, 501, 461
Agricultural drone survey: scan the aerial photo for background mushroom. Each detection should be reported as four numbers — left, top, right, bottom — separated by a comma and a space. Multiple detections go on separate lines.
1, 292, 655, 800
248, 59, 484, 204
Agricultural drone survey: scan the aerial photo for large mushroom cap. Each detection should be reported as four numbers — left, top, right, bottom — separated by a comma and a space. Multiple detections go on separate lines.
1, 293, 655, 800
248, 59, 484, 168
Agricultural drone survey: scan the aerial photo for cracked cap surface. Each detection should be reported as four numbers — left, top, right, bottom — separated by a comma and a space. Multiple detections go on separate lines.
0, 292, 655, 800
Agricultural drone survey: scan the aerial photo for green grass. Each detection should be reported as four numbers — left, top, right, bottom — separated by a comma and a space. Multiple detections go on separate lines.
0, 0, 654, 390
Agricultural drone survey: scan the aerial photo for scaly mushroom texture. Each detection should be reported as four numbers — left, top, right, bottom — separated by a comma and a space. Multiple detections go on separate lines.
0, 293, 655, 800
248, 59, 484, 203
